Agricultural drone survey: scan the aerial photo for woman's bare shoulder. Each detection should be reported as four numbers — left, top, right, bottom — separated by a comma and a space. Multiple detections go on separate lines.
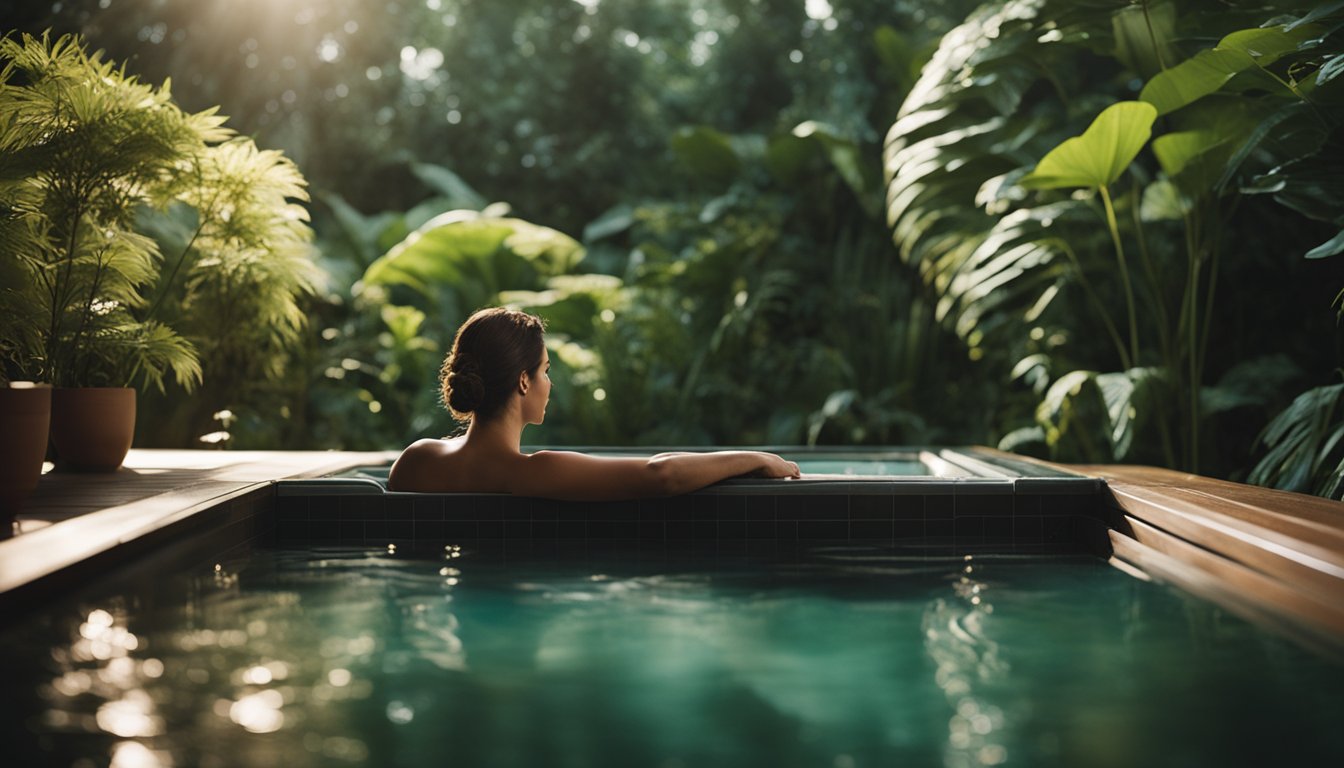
387, 437, 463, 492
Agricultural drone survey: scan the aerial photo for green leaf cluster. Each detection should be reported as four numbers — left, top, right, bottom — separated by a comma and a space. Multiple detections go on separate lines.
0, 31, 316, 408
884, 0, 1344, 484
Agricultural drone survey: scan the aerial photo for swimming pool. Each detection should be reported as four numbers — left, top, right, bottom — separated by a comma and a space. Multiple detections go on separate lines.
2, 542, 1340, 767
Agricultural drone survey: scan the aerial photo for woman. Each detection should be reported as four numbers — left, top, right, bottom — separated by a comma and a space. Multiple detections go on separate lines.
388, 307, 800, 498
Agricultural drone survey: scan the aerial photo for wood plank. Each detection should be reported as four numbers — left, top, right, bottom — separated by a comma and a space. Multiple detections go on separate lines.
1104, 484, 1344, 593
1109, 528, 1344, 653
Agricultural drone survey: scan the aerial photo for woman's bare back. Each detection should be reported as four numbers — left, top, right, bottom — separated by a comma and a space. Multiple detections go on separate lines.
388, 437, 522, 493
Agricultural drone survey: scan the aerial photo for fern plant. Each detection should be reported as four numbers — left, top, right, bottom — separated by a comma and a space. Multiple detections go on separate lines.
0, 32, 317, 443
0, 31, 204, 389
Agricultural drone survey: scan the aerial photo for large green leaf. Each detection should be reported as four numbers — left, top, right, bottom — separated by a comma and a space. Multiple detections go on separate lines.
1139, 48, 1253, 115
1218, 25, 1320, 66
670, 126, 740, 185
409, 162, 487, 210
1305, 228, 1344, 259
1036, 370, 1113, 462
1250, 382, 1344, 496
363, 216, 584, 323
1019, 101, 1158, 190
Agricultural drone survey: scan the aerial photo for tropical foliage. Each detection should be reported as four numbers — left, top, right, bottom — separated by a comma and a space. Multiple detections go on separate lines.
0, 31, 316, 447
883, 0, 1344, 489
7, 1, 1344, 498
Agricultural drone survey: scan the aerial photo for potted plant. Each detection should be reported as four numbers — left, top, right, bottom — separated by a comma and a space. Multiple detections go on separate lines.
0, 32, 204, 470
0, 255, 49, 518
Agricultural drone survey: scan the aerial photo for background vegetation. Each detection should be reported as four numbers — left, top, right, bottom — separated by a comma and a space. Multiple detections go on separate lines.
6, 0, 1344, 497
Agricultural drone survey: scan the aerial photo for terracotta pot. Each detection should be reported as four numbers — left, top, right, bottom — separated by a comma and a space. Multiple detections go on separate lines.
0, 383, 52, 518
50, 387, 136, 472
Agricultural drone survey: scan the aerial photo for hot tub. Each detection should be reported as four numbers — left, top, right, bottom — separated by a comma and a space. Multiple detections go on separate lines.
272, 447, 1107, 556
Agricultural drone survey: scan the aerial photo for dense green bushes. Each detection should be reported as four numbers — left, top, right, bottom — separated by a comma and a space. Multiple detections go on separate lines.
9, 1, 1344, 497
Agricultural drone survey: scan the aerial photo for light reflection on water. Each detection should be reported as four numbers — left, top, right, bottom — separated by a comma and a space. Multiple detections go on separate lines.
1, 547, 1342, 767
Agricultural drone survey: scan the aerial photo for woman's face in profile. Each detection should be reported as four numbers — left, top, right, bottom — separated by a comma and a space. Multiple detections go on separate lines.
524, 348, 551, 424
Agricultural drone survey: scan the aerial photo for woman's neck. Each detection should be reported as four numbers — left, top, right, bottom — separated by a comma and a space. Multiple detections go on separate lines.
464, 409, 525, 453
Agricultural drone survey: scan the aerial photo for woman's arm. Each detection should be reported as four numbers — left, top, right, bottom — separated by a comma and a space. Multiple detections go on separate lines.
511, 450, 799, 501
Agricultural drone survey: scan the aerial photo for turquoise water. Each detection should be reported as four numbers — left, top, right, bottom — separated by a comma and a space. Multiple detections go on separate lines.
2, 546, 1341, 767
793, 458, 928, 476
337, 455, 932, 483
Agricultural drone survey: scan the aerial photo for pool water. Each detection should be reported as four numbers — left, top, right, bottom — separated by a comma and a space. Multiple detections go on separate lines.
337, 455, 934, 482
2, 546, 1341, 767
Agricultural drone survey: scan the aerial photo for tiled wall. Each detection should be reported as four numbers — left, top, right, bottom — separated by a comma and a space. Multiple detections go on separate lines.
273, 486, 1112, 557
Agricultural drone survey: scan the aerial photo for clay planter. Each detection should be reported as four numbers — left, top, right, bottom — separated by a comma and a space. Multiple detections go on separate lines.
0, 383, 52, 518
49, 387, 136, 472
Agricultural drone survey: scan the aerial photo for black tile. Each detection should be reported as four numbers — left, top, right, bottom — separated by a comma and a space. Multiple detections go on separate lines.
892, 495, 925, 520
983, 517, 1013, 541
926, 495, 953, 521
745, 539, 781, 557
664, 498, 695, 522
1014, 516, 1043, 544
666, 521, 695, 540
746, 521, 776, 539
850, 520, 892, 541
556, 520, 587, 539
443, 500, 475, 520
532, 521, 558, 539
1013, 495, 1042, 517
478, 520, 504, 539
340, 520, 365, 541
777, 495, 805, 521
1042, 516, 1073, 543
803, 496, 848, 521
276, 496, 308, 521
386, 496, 414, 520
693, 495, 718, 521
638, 500, 667, 522
745, 496, 776, 521
956, 493, 1011, 518
386, 520, 415, 540
590, 501, 639, 521
275, 520, 308, 541
530, 501, 559, 521
893, 520, 926, 540
718, 520, 746, 540
500, 497, 531, 520
444, 521, 479, 540
364, 520, 389, 540
774, 520, 797, 541
639, 520, 665, 541
851, 495, 894, 520
476, 496, 503, 519
414, 496, 446, 520
954, 517, 984, 538
717, 540, 748, 557
416, 520, 446, 540
301, 499, 331, 522
504, 521, 530, 539
694, 520, 718, 539
716, 495, 746, 520
797, 520, 848, 540
1041, 494, 1089, 517
309, 525, 341, 544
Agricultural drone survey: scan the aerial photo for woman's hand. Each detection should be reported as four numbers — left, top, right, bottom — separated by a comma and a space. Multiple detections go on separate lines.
748, 452, 801, 479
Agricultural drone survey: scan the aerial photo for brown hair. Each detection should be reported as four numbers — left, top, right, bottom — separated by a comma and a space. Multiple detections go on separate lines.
440, 307, 546, 422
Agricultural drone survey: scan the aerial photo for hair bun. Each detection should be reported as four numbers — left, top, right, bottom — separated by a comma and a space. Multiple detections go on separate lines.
445, 355, 485, 414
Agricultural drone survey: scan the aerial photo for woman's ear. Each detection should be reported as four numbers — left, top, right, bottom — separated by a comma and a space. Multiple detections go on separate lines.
518, 371, 529, 395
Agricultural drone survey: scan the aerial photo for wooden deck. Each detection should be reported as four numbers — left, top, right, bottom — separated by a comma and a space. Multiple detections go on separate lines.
0, 449, 393, 601
1076, 463, 1344, 651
